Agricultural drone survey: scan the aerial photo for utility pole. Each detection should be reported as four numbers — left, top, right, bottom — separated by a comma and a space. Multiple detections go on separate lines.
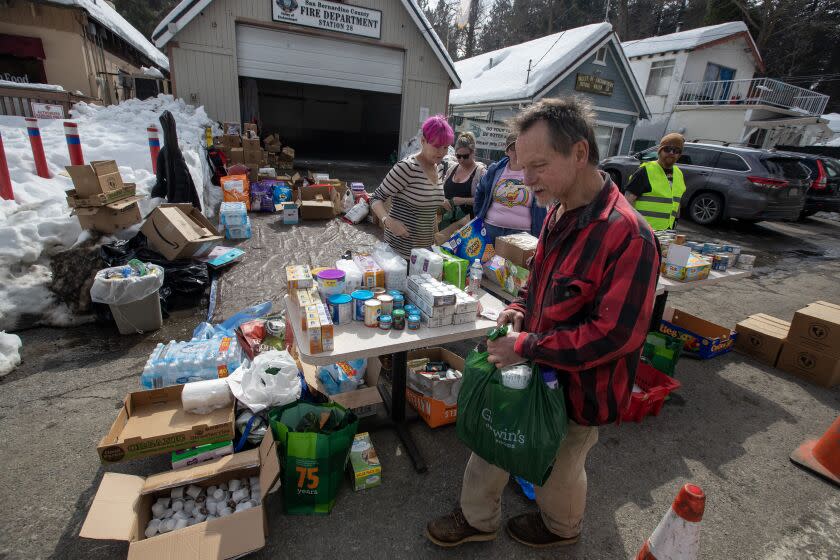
604, 0, 610, 21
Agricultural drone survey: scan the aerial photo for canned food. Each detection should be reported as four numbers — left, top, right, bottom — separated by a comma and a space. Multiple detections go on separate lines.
712, 253, 729, 271
351, 289, 374, 321
377, 294, 394, 316
327, 293, 353, 325
407, 313, 421, 330
378, 314, 392, 331
372, 287, 387, 297
674, 234, 686, 245
265, 320, 283, 336
364, 299, 382, 327
392, 309, 406, 330
316, 269, 346, 299
404, 304, 419, 316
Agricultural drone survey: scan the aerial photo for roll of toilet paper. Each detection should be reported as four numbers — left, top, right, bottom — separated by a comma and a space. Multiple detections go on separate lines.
181, 378, 233, 414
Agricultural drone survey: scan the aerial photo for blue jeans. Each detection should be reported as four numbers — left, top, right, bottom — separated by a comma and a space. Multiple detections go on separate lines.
483, 223, 528, 245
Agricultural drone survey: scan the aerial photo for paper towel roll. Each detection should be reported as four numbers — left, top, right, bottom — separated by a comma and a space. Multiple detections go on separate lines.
181, 378, 233, 414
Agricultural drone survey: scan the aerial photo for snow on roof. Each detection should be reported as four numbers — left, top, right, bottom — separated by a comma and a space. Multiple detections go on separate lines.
0, 80, 66, 92
152, 0, 459, 86
622, 21, 755, 60
50, 0, 169, 70
450, 23, 612, 106
822, 113, 840, 133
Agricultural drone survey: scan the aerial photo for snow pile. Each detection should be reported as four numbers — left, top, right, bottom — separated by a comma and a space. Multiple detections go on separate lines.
51, 0, 169, 69
0, 94, 217, 331
450, 23, 612, 106
621, 21, 753, 59
0, 332, 22, 376
0, 80, 66, 92
142, 66, 165, 79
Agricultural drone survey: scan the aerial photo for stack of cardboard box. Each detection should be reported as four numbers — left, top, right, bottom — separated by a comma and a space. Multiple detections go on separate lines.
263, 134, 295, 171
65, 160, 143, 233
735, 301, 840, 387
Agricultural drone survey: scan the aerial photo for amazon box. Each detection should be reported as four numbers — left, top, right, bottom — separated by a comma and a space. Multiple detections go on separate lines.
66, 160, 125, 198
777, 342, 840, 388
82, 428, 280, 560
73, 195, 142, 233
97, 384, 235, 463
142, 203, 223, 261
787, 301, 840, 358
735, 314, 790, 366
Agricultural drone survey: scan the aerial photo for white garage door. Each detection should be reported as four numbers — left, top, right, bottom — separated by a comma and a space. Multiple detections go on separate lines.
236, 25, 404, 94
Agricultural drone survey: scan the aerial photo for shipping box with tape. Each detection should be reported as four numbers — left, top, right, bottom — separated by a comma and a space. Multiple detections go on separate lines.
787, 301, 840, 358
142, 203, 223, 260
735, 314, 790, 366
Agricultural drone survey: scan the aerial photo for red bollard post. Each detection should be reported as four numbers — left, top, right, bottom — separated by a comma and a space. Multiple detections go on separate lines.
64, 121, 84, 166
0, 131, 13, 201
25, 117, 50, 178
147, 126, 160, 174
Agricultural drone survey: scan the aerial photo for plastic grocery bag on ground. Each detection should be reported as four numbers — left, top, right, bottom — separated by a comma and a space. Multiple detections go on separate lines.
227, 350, 302, 413
445, 217, 495, 263
193, 301, 273, 339
269, 401, 359, 515
90, 264, 164, 305
456, 326, 568, 485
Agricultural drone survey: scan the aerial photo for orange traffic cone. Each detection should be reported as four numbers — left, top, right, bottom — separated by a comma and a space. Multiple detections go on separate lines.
790, 415, 840, 486
636, 483, 705, 560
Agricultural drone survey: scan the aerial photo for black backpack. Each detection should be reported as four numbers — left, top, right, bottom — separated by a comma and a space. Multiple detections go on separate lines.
206, 147, 228, 186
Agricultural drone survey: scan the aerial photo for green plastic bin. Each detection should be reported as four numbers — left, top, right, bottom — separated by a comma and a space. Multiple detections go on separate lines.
642, 331, 682, 377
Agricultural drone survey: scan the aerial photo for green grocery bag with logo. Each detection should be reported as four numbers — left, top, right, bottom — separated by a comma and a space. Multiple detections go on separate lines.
269, 401, 358, 515
456, 326, 567, 485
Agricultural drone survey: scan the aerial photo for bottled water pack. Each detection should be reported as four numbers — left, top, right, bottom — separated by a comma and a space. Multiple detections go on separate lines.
140, 336, 243, 390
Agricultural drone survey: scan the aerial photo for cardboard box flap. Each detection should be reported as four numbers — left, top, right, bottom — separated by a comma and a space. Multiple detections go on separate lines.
738, 316, 790, 336
80, 473, 144, 541
257, 428, 280, 499
143, 449, 260, 494
91, 160, 120, 176
127, 506, 266, 560
107, 196, 143, 211
800, 301, 840, 324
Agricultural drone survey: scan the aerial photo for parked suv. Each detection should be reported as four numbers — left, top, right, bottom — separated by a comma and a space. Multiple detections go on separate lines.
599, 143, 810, 224
776, 152, 840, 219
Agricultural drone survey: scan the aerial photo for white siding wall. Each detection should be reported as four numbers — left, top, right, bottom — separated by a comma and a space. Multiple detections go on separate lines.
169, 0, 452, 146
669, 106, 749, 144
682, 41, 757, 84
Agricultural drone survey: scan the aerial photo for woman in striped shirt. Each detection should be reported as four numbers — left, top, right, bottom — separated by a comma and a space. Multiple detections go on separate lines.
371, 115, 454, 258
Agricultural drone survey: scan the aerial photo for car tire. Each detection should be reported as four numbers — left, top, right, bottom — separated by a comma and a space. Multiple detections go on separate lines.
689, 192, 724, 225
606, 170, 622, 189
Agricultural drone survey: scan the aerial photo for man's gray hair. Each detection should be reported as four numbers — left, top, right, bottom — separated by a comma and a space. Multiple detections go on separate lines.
511, 97, 600, 166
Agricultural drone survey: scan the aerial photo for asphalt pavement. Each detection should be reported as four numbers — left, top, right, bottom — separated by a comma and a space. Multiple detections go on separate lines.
1, 215, 839, 559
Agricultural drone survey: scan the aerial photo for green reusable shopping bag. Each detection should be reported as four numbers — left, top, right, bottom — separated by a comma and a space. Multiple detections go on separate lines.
269, 401, 359, 515
456, 326, 568, 485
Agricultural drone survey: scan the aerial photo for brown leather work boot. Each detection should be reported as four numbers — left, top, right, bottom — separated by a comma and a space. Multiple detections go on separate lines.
425, 507, 497, 547
506, 512, 580, 548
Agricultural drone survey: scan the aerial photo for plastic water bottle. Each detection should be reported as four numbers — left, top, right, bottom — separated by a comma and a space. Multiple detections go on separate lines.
468, 258, 483, 296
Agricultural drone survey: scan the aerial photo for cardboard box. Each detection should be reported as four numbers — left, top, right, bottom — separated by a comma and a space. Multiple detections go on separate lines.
406, 389, 458, 428
348, 432, 381, 490
659, 307, 736, 359
301, 359, 384, 419
298, 186, 339, 220
503, 261, 529, 297
777, 342, 840, 388
787, 301, 840, 358
66, 160, 125, 198
435, 215, 470, 246
243, 122, 258, 137
286, 265, 313, 290
735, 314, 790, 366
66, 182, 137, 208
73, 196, 142, 233
407, 347, 464, 401
229, 148, 245, 165
142, 204, 223, 261
494, 233, 538, 268
223, 122, 241, 136
97, 385, 235, 463
663, 245, 712, 282
82, 428, 280, 559
171, 440, 233, 470
281, 202, 299, 224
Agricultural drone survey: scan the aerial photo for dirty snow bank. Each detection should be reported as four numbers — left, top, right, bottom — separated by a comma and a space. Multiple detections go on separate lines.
0, 95, 218, 331
0, 331, 22, 376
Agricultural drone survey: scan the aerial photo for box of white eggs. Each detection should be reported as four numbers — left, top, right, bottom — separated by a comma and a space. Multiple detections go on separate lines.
80, 428, 280, 558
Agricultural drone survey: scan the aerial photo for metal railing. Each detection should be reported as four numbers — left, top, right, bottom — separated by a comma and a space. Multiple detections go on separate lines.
0, 86, 98, 117
677, 77, 829, 116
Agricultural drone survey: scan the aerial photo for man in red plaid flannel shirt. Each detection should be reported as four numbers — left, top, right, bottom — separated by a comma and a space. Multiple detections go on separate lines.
427, 98, 660, 549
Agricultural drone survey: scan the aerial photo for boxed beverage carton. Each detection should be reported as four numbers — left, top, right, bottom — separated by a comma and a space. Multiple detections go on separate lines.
65, 160, 124, 198
280, 202, 299, 224
735, 314, 790, 366
97, 385, 235, 463
286, 265, 313, 290
348, 432, 381, 491
353, 254, 385, 288
483, 255, 508, 286
142, 204, 223, 261
787, 301, 840, 358
494, 232, 538, 268
776, 342, 840, 388
82, 429, 280, 559
73, 196, 143, 233
659, 307, 736, 359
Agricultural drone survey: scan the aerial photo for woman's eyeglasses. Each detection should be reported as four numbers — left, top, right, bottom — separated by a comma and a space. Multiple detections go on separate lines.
662, 146, 682, 155
456, 154, 471, 160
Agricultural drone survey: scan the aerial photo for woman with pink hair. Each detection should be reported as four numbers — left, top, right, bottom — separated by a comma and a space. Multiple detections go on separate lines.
371, 115, 454, 258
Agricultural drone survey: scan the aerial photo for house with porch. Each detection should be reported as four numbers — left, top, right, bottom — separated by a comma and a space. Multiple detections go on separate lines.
622, 21, 831, 151
449, 22, 650, 160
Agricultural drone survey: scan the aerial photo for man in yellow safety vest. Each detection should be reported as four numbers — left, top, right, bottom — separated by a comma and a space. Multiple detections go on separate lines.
624, 133, 686, 230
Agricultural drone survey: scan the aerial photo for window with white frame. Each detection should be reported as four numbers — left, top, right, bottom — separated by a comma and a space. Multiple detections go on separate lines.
645, 59, 675, 96
594, 124, 625, 159
594, 46, 607, 65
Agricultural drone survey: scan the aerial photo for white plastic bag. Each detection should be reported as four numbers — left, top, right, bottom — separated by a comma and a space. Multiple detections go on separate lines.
227, 350, 301, 413
90, 264, 164, 305
343, 199, 369, 224
342, 189, 354, 213
372, 242, 408, 291
335, 258, 364, 291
